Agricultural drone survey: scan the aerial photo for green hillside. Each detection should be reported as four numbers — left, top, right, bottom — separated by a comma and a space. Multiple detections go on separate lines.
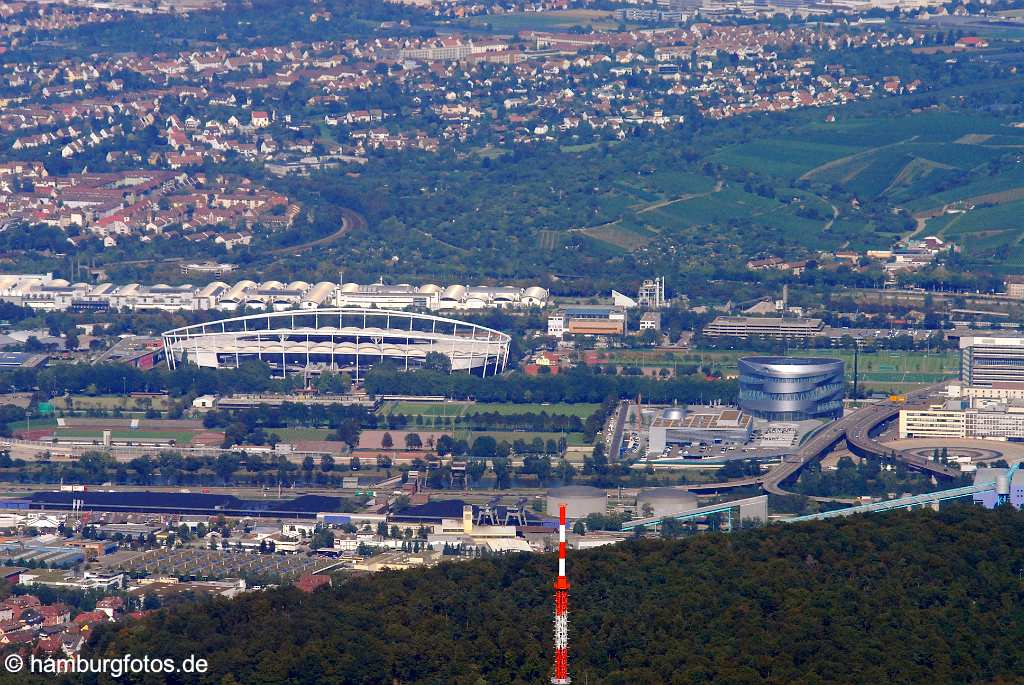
49, 507, 1024, 685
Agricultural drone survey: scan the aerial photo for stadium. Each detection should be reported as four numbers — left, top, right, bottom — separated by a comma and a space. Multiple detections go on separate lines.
162, 308, 511, 378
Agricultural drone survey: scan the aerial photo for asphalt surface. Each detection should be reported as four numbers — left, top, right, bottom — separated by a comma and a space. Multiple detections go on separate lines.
607, 400, 630, 461
679, 383, 958, 497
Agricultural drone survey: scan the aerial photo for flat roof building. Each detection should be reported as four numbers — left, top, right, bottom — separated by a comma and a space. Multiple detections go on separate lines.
704, 316, 824, 339
647, 406, 753, 455
960, 336, 1024, 389
898, 403, 967, 439
900, 398, 1024, 440
548, 306, 626, 337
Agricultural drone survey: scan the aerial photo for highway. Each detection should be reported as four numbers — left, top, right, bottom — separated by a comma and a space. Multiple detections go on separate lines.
764, 381, 958, 495
670, 382, 958, 497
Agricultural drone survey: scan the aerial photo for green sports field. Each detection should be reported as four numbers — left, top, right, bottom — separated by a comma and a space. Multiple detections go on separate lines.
695, 349, 958, 391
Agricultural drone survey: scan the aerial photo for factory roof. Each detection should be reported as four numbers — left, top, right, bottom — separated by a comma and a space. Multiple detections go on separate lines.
651, 407, 753, 431
4, 491, 348, 517
0, 352, 48, 368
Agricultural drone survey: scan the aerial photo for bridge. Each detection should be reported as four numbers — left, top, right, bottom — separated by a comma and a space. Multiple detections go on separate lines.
785, 483, 993, 522
672, 382, 959, 497
788, 462, 1018, 522
622, 479, 998, 534
621, 495, 768, 532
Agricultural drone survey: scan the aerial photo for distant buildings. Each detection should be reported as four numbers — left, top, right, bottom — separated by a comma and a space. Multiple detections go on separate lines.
704, 316, 824, 339
548, 305, 627, 337
637, 277, 667, 309
337, 282, 549, 312
959, 336, 1024, 392
906, 335, 1024, 440
0, 274, 548, 314
613, 8, 688, 23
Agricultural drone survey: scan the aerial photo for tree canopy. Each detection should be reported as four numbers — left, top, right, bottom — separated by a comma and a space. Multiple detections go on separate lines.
55, 506, 1024, 685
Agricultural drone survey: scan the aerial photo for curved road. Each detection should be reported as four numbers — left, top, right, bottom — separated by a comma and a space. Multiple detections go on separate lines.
765, 382, 958, 496
676, 382, 958, 497
266, 207, 366, 256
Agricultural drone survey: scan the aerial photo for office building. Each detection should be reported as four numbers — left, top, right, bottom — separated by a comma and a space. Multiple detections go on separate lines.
704, 316, 824, 339
900, 398, 1024, 440
898, 403, 967, 439
548, 306, 626, 337
960, 336, 1024, 390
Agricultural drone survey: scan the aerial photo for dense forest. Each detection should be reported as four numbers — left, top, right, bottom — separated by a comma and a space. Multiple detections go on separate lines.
31, 506, 1024, 685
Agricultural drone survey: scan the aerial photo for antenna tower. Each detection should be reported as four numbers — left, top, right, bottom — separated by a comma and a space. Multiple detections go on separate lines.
551, 504, 571, 684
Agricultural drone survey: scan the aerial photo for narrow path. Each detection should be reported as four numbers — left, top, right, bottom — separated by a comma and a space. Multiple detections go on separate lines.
635, 179, 724, 214
799, 136, 918, 182
823, 203, 839, 232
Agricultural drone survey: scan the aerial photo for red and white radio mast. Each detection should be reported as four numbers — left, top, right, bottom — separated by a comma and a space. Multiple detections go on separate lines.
551, 503, 571, 685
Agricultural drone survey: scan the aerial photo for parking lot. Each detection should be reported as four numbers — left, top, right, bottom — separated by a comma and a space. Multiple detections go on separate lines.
115, 548, 339, 581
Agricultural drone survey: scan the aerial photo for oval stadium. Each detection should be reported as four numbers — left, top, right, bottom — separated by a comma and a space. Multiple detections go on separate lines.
162, 308, 511, 378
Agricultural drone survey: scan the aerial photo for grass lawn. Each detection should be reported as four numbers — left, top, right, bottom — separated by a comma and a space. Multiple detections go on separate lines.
469, 403, 601, 418
51, 395, 170, 411
380, 401, 470, 418
693, 349, 958, 386
8, 418, 58, 431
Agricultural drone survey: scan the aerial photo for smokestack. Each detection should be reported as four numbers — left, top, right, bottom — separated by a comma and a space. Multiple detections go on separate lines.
551, 504, 571, 684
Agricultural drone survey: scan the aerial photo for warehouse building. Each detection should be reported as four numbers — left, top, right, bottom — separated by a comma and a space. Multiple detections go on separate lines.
647, 406, 753, 455
547, 306, 627, 337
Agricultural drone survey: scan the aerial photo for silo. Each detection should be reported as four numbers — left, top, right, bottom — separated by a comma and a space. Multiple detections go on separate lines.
636, 488, 698, 518
546, 486, 606, 519
997, 473, 1010, 499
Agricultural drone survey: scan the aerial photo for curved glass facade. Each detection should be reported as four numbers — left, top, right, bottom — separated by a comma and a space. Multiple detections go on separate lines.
738, 356, 845, 421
